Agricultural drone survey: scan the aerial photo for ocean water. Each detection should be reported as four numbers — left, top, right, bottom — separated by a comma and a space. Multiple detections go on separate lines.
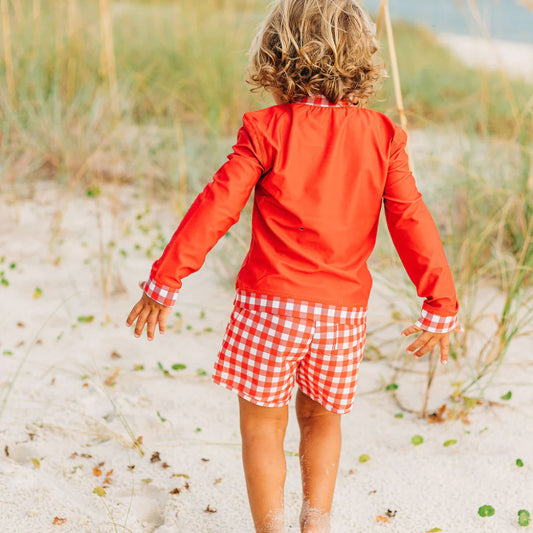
362, 0, 533, 44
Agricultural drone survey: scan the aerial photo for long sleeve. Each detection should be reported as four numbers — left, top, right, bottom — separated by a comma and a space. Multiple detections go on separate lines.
383, 124, 459, 333
143, 114, 266, 306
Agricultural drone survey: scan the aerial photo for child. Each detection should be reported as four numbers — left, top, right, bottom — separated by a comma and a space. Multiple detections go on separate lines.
126, 0, 460, 531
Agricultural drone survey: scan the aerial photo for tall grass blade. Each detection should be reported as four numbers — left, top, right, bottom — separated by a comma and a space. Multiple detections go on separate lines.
1, 0, 15, 105
99, 0, 119, 118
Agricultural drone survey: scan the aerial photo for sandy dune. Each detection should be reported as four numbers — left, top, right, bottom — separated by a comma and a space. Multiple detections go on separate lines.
1, 177, 532, 532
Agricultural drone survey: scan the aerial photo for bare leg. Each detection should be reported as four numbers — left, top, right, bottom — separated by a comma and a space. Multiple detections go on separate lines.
296, 388, 342, 533
239, 396, 289, 533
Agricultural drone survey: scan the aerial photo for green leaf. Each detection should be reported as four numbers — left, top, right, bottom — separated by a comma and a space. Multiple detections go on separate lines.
141, 478, 153, 484
77, 315, 94, 323
3, 350, 13, 356
500, 390, 512, 401
516, 458, 524, 467
93, 486, 106, 497
443, 439, 457, 447
196, 368, 208, 376
478, 505, 495, 517
195, 427, 202, 432
171, 363, 187, 371
157, 362, 164, 371
133, 364, 145, 371
411, 435, 424, 446
33, 287, 43, 298
463, 396, 480, 409
518, 509, 531, 527
9, 262, 16, 269
86, 187, 101, 198
394, 413, 404, 418
358, 454, 371, 463
385, 383, 398, 391
157, 410, 167, 422
426, 528, 443, 532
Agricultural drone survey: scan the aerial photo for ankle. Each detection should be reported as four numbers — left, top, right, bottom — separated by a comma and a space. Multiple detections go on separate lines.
300, 503, 331, 533
257, 508, 286, 533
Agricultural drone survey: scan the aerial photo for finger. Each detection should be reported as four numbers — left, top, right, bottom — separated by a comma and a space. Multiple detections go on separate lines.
440, 335, 450, 364
406, 331, 432, 353
138, 281, 147, 290
126, 301, 144, 327
146, 310, 159, 341
158, 307, 171, 334
413, 336, 440, 357
401, 324, 422, 337
134, 307, 151, 338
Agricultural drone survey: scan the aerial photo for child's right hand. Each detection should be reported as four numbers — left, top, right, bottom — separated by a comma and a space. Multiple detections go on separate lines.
126, 281, 172, 341
401, 323, 463, 365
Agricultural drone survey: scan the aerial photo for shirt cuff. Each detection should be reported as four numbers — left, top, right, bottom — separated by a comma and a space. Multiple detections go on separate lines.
415, 309, 459, 333
143, 278, 179, 307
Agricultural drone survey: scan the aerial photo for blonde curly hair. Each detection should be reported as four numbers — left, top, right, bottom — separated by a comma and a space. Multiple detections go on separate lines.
246, 0, 384, 106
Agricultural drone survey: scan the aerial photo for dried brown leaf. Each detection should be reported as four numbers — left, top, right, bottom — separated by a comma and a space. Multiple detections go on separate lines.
104, 368, 120, 386
428, 404, 448, 423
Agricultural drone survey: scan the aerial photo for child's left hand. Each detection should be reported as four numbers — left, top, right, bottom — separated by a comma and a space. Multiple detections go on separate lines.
126, 281, 172, 341
401, 323, 463, 365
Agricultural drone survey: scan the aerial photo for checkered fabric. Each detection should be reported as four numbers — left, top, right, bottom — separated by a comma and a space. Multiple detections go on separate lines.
295, 94, 354, 107
143, 278, 179, 307
234, 289, 367, 324
415, 308, 459, 333
212, 291, 367, 414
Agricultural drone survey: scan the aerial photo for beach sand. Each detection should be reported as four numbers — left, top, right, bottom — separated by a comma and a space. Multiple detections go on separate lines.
1, 171, 532, 532
438, 32, 533, 81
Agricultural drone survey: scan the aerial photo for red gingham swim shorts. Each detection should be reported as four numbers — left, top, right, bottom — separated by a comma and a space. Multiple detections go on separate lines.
212, 289, 367, 414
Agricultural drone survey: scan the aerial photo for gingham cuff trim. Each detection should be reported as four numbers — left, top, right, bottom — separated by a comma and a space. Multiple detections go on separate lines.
143, 278, 179, 307
415, 309, 458, 333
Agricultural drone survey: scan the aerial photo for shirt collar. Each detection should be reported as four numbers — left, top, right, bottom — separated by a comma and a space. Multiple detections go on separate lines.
294, 94, 354, 107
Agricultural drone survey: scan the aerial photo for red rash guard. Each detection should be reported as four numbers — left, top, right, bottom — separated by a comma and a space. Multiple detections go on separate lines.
143, 95, 459, 333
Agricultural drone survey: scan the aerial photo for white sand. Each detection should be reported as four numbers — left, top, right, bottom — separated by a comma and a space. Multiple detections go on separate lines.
438, 32, 533, 81
1, 177, 532, 533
